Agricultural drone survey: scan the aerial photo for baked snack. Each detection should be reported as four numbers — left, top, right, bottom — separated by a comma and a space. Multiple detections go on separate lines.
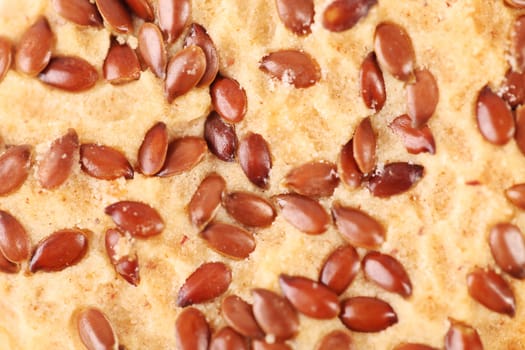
0, 0, 525, 348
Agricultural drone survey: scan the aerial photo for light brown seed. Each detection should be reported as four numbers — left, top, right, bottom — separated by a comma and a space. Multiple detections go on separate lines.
366, 162, 424, 198
444, 319, 483, 350
374, 22, 415, 81
0, 36, 12, 83
200, 222, 256, 260
360, 52, 386, 112
515, 105, 525, 155
353, 117, 376, 174
275, 0, 314, 36
158, 0, 191, 44
157, 136, 207, 177
0, 251, 20, 273
80, 143, 133, 180
252, 288, 299, 341
332, 202, 384, 248
103, 39, 141, 84
316, 330, 354, 350
252, 340, 292, 350
339, 139, 362, 189
204, 112, 238, 162
221, 295, 265, 339
363, 251, 412, 297
514, 16, 525, 72
105, 228, 139, 286
38, 129, 79, 189
275, 194, 330, 234
223, 192, 276, 227
505, 183, 525, 209
0, 145, 32, 196
15, 16, 53, 77
105, 200, 164, 238
39, 56, 98, 92
124, 0, 153, 20
467, 268, 516, 316
177, 262, 232, 307
138, 23, 167, 79
284, 161, 339, 197
502, 69, 525, 108
95, 0, 133, 33
406, 69, 439, 128
52, 0, 103, 27
238, 132, 272, 189
184, 23, 219, 87
165, 45, 206, 103
188, 173, 226, 229
323, 0, 377, 32
77, 307, 118, 350
506, 0, 525, 8
209, 327, 248, 350
476, 85, 514, 145
489, 223, 525, 279
29, 229, 88, 272
211, 77, 247, 123
319, 245, 360, 295
339, 297, 398, 333
175, 307, 210, 350
394, 344, 438, 350
259, 50, 321, 88
0, 210, 30, 263
389, 114, 436, 154
138, 122, 168, 176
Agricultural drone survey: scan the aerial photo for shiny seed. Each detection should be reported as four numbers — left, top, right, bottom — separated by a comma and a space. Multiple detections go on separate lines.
39, 56, 98, 92
394, 344, 438, 350
389, 115, 436, 154
353, 117, 376, 174
165, 45, 206, 103
323, 0, 377, 32
105, 200, 164, 238
105, 228, 139, 286
514, 16, 525, 72
77, 307, 118, 350
275, 194, 330, 234
506, 0, 525, 7
339, 297, 398, 333
276, 0, 314, 35
52, 0, 103, 27
444, 319, 484, 350
332, 202, 385, 248
317, 330, 354, 350
505, 183, 525, 210
188, 173, 226, 229
0, 145, 32, 196
406, 69, 439, 128
184, 23, 219, 87
177, 262, 232, 307
200, 222, 256, 260
158, 0, 191, 44
374, 22, 415, 81
502, 70, 525, 108
515, 105, 525, 155
284, 161, 339, 197
363, 251, 412, 297
366, 162, 424, 198
223, 192, 276, 227
252, 340, 292, 350
476, 85, 514, 145
204, 112, 238, 162
0, 36, 12, 83
489, 223, 525, 279
0, 251, 19, 273
103, 39, 141, 84
175, 307, 210, 350
360, 52, 386, 112
0, 211, 30, 263
15, 16, 53, 77
38, 129, 79, 189
124, 0, 153, 20
211, 77, 247, 123
467, 268, 516, 316
252, 288, 299, 341
29, 229, 88, 272
239, 132, 272, 188
259, 50, 321, 88
95, 0, 133, 33
138, 23, 167, 79
80, 143, 133, 180
209, 327, 248, 350
339, 139, 363, 189
157, 136, 207, 177
319, 244, 360, 295
138, 122, 168, 176
221, 295, 265, 339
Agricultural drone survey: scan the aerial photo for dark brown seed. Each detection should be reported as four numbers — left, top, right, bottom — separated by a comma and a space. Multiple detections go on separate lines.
80, 143, 133, 180
138, 23, 167, 79
363, 251, 412, 297
502, 69, 525, 108
0, 211, 30, 263
389, 114, 436, 154
0, 251, 20, 273
188, 173, 226, 229
105, 201, 164, 238
38, 129, 79, 189
339, 139, 363, 189
157, 137, 207, 177
200, 222, 256, 259
184, 23, 219, 87
252, 340, 292, 350
138, 122, 168, 176
360, 52, 386, 112
238, 133, 272, 189
52, 0, 103, 27
353, 117, 376, 174
339, 297, 398, 333
204, 112, 238, 162
514, 105, 525, 155
366, 162, 424, 198
505, 183, 525, 209
252, 288, 299, 341
506, 0, 525, 8
284, 161, 339, 197
394, 344, 438, 350
489, 223, 525, 279
332, 202, 385, 248
0, 145, 31, 196
39, 56, 98, 92
175, 307, 210, 350
105, 228, 139, 286
317, 330, 354, 350
177, 262, 232, 307
476, 85, 514, 145
221, 295, 265, 339
211, 77, 247, 123
319, 245, 360, 295
15, 16, 53, 77
467, 268, 516, 316
259, 50, 321, 88
223, 192, 276, 227
323, 0, 377, 32
514, 16, 525, 72
123, 0, 153, 20
158, 0, 191, 44
275, 194, 330, 234
209, 327, 248, 350
95, 0, 133, 33
165, 45, 206, 103
103, 39, 141, 84
444, 319, 484, 350
0, 36, 12, 83
29, 229, 88, 272
77, 307, 118, 350
275, 0, 314, 36
406, 69, 439, 128
374, 22, 415, 81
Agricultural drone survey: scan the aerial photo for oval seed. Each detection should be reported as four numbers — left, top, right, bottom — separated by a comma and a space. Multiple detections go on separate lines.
211, 77, 247, 123
204, 112, 238, 162
221, 295, 265, 339
505, 183, 525, 209
103, 39, 141, 84
259, 50, 321, 88
467, 268, 516, 316
0, 251, 20, 273
489, 223, 525, 279
238, 132, 272, 188
366, 162, 424, 198
284, 161, 339, 197
0, 210, 30, 263
177, 262, 232, 307
209, 327, 248, 350
275, 194, 330, 234
175, 307, 210, 350
188, 173, 226, 229
0, 145, 32, 196
514, 105, 525, 155
138, 23, 167, 79
52, 0, 103, 27
77, 307, 118, 350
374, 22, 415, 81
339, 297, 398, 333
339, 139, 362, 189
319, 244, 360, 295
29, 229, 88, 272
15, 16, 53, 77
138, 122, 168, 176
389, 114, 436, 154
476, 85, 514, 145
362, 251, 412, 297
158, 0, 191, 44
38, 129, 79, 189
157, 137, 207, 177
105, 201, 164, 238
252, 288, 299, 341
394, 344, 438, 350
39, 56, 98, 92
275, 0, 314, 36
317, 330, 354, 350
184, 23, 219, 87
0, 36, 12, 83
165, 45, 206, 103
200, 222, 256, 260
223, 192, 276, 227
353, 117, 376, 174
406, 69, 439, 128
332, 202, 385, 248
323, 0, 377, 32
123, 0, 153, 20
514, 16, 525, 72
105, 228, 139, 286
360, 52, 386, 112
95, 0, 133, 33
80, 143, 133, 180
252, 340, 292, 350
506, 0, 525, 7
502, 69, 525, 108
444, 319, 483, 350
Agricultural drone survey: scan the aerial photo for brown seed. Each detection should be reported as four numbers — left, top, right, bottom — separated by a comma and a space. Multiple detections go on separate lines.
489, 223, 525, 279
0, 145, 32, 196
0, 36, 12, 83
184, 23, 219, 87
394, 344, 438, 350
353, 117, 376, 174
444, 319, 484, 350
476, 85, 514, 145
0, 251, 20, 273
505, 183, 525, 209
360, 52, 386, 112
175, 307, 210, 350
279, 274, 340, 319
52, 0, 103, 27
515, 105, 525, 155
252, 340, 292, 350
29, 229, 88, 272
77, 307, 118, 350
138, 23, 167, 79
209, 327, 248, 350
103, 39, 141, 84
105, 228, 139, 286
502, 69, 525, 108
105, 200, 164, 238
514, 16, 525, 72
374, 22, 415, 81
366, 162, 424, 198
362, 251, 412, 297
158, 0, 191, 44
259, 50, 321, 88
39, 56, 98, 92
15, 16, 53, 77
80, 143, 133, 180
124, 0, 153, 20
284, 161, 339, 197
332, 202, 385, 248
200, 222, 256, 260
252, 288, 299, 341
406, 69, 439, 128
467, 268, 516, 316
211, 77, 247, 123
323, 0, 377, 32
506, 0, 525, 8
165, 45, 206, 103
204, 112, 238, 162
319, 245, 360, 295
238, 132, 272, 188
177, 262, 232, 307
389, 115, 436, 154
275, 0, 314, 36
157, 136, 207, 177
95, 0, 133, 33
38, 129, 79, 189
188, 173, 226, 229
317, 330, 354, 350
223, 192, 276, 227
339, 139, 363, 189
138, 122, 168, 176
339, 297, 398, 333
275, 194, 330, 234
0, 210, 30, 263
221, 295, 265, 339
